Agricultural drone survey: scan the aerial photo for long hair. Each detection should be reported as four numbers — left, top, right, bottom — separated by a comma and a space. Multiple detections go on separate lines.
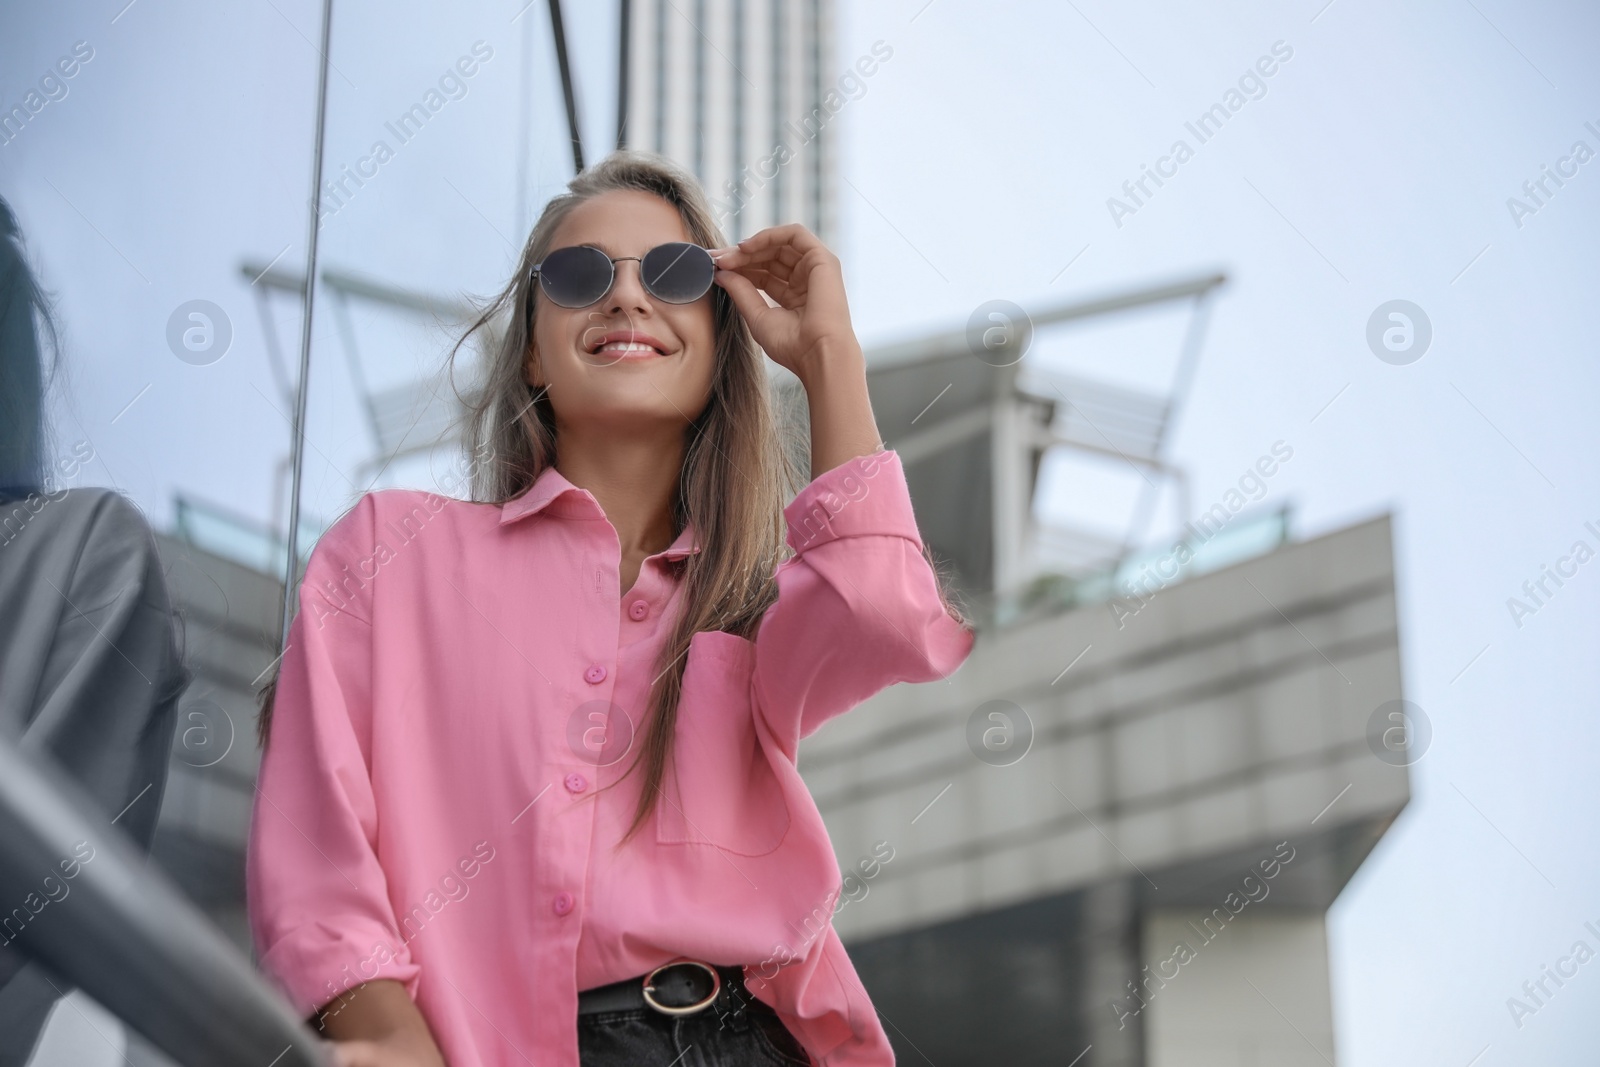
256, 152, 805, 843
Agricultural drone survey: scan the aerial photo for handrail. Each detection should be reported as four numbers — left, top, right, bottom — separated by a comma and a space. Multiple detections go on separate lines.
864, 270, 1227, 372
0, 737, 331, 1067
237, 260, 477, 321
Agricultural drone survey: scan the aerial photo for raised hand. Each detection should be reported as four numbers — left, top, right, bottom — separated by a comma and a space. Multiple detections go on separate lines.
709, 224, 862, 384
710, 225, 883, 478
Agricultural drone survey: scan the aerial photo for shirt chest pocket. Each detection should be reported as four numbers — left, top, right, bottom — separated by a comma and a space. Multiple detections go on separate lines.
657, 629, 791, 856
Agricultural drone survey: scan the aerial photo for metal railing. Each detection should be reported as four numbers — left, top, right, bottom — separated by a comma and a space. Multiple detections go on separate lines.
173, 492, 324, 578
0, 736, 330, 1067
985, 503, 1293, 630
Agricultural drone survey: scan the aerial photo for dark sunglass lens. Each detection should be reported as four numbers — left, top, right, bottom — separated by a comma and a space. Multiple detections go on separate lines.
641, 243, 714, 304
539, 246, 614, 307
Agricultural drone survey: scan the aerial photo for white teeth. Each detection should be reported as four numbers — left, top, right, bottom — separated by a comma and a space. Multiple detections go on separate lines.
595, 341, 659, 354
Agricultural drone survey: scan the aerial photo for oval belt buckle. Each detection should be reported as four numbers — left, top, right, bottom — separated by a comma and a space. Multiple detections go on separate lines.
642, 958, 722, 1016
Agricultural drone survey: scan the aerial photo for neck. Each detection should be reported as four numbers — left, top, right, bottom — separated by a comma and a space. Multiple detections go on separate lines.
553, 424, 686, 557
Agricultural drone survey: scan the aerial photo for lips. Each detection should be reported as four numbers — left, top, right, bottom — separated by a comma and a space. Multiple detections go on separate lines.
586, 330, 670, 358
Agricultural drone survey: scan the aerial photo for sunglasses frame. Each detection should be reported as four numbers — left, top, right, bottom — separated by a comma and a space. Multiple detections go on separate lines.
529, 242, 716, 310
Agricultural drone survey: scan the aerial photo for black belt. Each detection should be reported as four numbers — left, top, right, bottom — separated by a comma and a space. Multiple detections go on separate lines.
578, 959, 754, 1017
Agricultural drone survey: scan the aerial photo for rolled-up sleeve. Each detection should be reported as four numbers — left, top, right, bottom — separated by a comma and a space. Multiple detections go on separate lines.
752, 449, 976, 758
246, 495, 421, 1020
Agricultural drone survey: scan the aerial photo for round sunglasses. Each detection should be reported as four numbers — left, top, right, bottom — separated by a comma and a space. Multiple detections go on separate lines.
530, 242, 716, 309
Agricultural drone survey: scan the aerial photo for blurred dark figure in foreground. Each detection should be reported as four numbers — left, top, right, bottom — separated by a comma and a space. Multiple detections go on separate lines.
0, 198, 189, 1064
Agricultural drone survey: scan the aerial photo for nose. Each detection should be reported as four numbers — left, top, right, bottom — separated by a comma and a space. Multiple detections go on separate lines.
604, 257, 652, 318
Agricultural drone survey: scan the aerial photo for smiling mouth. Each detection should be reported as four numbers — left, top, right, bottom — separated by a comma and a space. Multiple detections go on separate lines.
592, 341, 666, 357
582, 329, 668, 363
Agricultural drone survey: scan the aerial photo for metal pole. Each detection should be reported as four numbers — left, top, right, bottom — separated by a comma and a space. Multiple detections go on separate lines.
277, 0, 337, 652
548, 0, 586, 173
731, 0, 744, 235
517, 5, 535, 233
616, 0, 632, 149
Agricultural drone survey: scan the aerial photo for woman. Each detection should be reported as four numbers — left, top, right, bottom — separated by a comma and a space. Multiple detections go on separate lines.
247, 151, 975, 1067
0, 197, 186, 1067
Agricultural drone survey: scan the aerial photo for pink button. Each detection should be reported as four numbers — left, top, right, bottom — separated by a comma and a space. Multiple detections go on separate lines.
584, 664, 607, 684
564, 772, 588, 794
628, 599, 649, 621
553, 891, 574, 916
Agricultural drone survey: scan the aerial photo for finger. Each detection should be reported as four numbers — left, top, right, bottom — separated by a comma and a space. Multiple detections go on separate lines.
713, 228, 822, 275
733, 242, 805, 270
771, 251, 829, 296
716, 257, 806, 306
717, 241, 805, 280
737, 223, 828, 260
718, 253, 812, 303
727, 255, 791, 289
713, 268, 777, 327
710, 243, 796, 279
727, 263, 782, 295
720, 268, 787, 315
738, 265, 803, 308
754, 246, 805, 286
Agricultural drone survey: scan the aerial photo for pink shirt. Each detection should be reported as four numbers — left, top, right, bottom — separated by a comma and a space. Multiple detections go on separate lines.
246, 448, 975, 1066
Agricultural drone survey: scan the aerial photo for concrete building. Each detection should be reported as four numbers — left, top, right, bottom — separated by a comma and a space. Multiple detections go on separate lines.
620, 0, 839, 242
811, 511, 1404, 1065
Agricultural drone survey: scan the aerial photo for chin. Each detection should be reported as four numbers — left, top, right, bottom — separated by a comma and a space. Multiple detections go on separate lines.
562, 389, 706, 426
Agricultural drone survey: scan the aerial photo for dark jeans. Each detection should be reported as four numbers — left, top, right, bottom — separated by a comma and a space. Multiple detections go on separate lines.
577, 990, 811, 1066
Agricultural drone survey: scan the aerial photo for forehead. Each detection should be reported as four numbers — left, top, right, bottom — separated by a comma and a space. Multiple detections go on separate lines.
550, 189, 692, 255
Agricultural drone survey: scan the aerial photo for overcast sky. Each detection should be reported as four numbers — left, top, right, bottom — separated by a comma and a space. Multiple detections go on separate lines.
3, 0, 1598, 1063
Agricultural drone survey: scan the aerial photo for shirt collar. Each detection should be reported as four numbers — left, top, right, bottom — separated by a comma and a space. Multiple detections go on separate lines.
498, 464, 702, 559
